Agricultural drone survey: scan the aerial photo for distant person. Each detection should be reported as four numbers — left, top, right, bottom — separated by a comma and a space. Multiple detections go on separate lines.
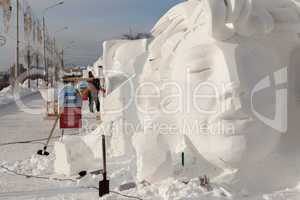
59, 79, 82, 128
88, 71, 101, 116
78, 80, 89, 101
59, 79, 82, 112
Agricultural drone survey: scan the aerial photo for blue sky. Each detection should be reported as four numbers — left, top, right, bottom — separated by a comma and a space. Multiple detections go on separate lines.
0, 0, 182, 71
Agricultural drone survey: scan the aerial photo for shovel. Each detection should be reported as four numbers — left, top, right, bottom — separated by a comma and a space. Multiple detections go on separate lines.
37, 115, 60, 156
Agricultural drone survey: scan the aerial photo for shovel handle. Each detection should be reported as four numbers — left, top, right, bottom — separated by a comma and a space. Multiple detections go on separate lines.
44, 115, 60, 148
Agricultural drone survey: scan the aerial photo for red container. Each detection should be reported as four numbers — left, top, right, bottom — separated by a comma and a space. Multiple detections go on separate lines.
82, 95, 88, 101
60, 107, 82, 129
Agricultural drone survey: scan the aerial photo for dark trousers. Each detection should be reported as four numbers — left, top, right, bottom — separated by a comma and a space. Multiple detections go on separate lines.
89, 91, 100, 112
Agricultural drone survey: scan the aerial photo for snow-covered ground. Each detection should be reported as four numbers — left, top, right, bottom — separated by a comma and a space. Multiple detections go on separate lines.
0, 93, 98, 199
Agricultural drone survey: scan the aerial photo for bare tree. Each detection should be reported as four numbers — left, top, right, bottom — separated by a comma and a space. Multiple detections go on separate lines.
121, 32, 152, 40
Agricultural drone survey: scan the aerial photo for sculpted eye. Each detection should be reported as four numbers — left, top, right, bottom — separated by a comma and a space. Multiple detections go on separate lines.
189, 67, 211, 74
187, 67, 213, 80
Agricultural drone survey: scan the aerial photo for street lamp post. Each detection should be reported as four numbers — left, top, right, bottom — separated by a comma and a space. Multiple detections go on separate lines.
42, 1, 64, 86
61, 41, 75, 70
16, 0, 20, 79
43, 16, 46, 84
61, 48, 64, 70
54, 26, 68, 73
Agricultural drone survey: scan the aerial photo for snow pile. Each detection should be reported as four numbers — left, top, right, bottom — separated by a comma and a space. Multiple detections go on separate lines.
0, 84, 38, 107
150, 178, 231, 200
0, 154, 54, 177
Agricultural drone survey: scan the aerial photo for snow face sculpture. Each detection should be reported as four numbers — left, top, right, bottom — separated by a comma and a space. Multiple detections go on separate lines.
134, 0, 300, 182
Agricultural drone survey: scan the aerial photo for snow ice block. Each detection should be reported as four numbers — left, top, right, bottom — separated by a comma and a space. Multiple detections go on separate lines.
54, 136, 99, 176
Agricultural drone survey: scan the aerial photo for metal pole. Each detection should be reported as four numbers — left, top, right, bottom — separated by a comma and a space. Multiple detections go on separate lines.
42, 1, 64, 86
102, 135, 107, 179
16, 0, 20, 79
99, 135, 109, 197
53, 38, 57, 84
61, 49, 64, 70
36, 53, 39, 88
27, 46, 31, 88
43, 16, 50, 116
43, 16, 47, 85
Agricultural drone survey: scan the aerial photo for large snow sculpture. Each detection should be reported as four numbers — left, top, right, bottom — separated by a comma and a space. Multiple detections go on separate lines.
54, 0, 300, 186
134, 0, 300, 182
133, 1, 199, 182
102, 38, 149, 157
54, 39, 149, 175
